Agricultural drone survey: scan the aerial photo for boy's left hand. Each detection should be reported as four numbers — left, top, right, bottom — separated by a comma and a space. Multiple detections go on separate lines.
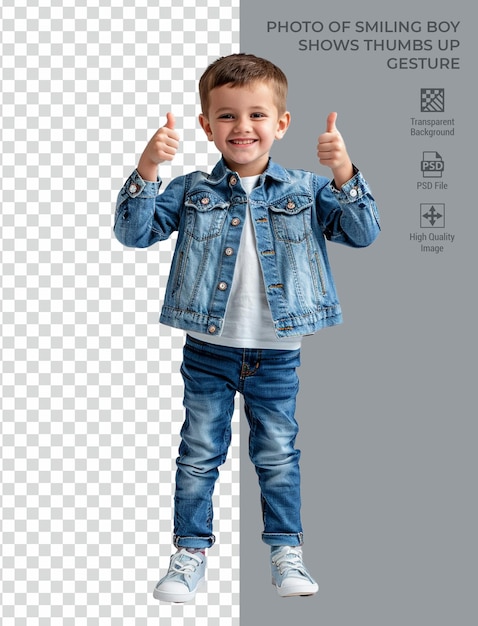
317, 112, 354, 188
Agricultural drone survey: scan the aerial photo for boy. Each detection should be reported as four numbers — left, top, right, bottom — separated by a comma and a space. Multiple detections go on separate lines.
114, 53, 380, 602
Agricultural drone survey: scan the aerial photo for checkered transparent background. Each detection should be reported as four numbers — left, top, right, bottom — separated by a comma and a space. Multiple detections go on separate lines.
1, 0, 239, 624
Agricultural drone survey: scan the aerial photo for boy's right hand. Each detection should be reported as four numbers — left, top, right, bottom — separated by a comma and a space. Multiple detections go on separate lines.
137, 112, 179, 181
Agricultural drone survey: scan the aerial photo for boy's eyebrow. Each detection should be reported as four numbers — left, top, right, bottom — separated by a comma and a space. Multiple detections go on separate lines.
213, 105, 270, 114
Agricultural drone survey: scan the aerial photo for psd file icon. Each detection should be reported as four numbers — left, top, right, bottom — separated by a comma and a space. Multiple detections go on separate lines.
421, 151, 444, 178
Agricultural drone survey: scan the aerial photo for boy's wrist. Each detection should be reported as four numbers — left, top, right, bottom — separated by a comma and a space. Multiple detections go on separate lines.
332, 162, 359, 189
332, 160, 355, 189
137, 154, 159, 183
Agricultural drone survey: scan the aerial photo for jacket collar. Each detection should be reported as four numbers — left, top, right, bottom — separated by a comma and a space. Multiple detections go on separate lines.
208, 157, 291, 185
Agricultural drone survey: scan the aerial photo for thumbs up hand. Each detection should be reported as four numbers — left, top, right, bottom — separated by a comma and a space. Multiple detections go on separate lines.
317, 112, 354, 188
137, 112, 180, 181
145, 112, 180, 164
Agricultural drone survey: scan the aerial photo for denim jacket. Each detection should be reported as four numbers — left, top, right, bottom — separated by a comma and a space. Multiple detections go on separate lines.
114, 158, 380, 338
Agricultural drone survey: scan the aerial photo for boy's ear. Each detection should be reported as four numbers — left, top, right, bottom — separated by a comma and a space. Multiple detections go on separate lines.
275, 111, 290, 139
199, 114, 214, 141
275, 111, 291, 140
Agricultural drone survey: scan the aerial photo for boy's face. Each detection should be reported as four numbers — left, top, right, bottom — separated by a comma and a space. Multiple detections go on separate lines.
199, 81, 290, 177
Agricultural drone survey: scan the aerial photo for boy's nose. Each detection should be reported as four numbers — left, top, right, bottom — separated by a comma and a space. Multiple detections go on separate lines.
233, 116, 252, 132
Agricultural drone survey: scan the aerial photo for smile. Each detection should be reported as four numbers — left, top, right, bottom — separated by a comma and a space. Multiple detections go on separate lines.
229, 139, 257, 145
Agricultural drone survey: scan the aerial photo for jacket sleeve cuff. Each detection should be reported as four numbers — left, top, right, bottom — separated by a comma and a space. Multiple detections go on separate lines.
124, 169, 161, 198
330, 166, 372, 202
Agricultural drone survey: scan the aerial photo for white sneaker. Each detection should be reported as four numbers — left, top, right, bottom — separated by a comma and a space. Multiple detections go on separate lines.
271, 546, 319, 597
153, 549, 206, 603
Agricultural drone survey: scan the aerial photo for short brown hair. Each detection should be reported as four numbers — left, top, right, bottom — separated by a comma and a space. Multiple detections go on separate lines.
199, 53, 288, 115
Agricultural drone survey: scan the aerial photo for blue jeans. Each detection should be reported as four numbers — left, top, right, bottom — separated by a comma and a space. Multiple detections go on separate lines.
173, 335, 304, 550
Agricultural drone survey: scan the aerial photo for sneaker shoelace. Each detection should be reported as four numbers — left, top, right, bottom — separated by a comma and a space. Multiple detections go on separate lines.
272, 548, 308, 577
170, 551, 203, 579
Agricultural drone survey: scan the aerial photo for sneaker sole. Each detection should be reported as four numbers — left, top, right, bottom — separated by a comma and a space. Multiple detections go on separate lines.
153, 577, 205, 603
272, 580, 319, 597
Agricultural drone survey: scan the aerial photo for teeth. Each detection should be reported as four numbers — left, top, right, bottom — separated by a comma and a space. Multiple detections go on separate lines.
231, 139, 255, 145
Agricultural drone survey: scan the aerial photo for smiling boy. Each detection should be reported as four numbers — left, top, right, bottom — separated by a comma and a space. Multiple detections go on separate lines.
199, 81, 289, 178
114, 53, 380, 602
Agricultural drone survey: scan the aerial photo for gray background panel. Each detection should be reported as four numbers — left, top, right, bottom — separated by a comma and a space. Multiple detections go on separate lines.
240, 1, 477, 624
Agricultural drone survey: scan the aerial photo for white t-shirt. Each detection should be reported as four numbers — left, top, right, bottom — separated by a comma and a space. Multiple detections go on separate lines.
189, 175, 301, 350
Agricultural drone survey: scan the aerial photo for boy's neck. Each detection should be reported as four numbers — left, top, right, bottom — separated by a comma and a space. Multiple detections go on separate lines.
223, 156, 270, 178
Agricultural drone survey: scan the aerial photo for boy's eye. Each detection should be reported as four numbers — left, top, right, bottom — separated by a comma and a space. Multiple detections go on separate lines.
217, 112, 266, 120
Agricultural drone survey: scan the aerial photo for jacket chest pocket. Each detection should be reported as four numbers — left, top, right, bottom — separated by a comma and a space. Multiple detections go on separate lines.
269, 194, 313, 243
184, 191, 230, 241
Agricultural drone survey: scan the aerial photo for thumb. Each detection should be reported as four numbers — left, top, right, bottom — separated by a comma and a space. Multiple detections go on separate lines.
164, 112, 176, 130
326, 112, 337, 133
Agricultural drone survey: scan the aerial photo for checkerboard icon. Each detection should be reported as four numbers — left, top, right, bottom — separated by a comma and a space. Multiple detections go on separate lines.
420, 88, 445, 112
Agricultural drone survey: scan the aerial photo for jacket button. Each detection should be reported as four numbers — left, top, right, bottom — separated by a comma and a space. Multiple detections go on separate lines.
129, 183, 139, 194
350, 188, 358, 197
287, 200, 296, 209
231, 217, 241, 226
218, 281, 228, 291
230, 176, 238, 186
225, 247, 234, 256
201, 197, 210, 205
208, 325, 217, 334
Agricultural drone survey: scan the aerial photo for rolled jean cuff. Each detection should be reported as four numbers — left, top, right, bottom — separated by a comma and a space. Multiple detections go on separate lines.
262, 531, 304, 547
173, 534, 216, 550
